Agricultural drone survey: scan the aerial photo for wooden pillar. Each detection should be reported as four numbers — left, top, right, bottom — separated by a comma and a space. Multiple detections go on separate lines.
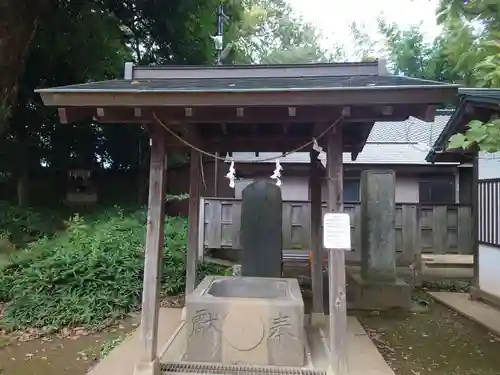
186, 149, 201, 295
326, 124, 348, 375
135, 124, 167, 375
214, 152, 219, 197
471, 154, 480, 291
309, 150, 324, 325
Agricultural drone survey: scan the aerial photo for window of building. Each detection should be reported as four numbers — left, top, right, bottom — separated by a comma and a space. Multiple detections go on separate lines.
344, 179, 361, 202
419, 174, 455, 204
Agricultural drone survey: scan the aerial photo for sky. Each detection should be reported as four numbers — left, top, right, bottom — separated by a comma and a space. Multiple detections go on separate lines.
287, 0, 441, 59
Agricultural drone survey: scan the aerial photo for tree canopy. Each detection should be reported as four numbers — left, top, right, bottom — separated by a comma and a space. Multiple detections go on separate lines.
232, 0, 338, 64
352, 2, 500, 153
0, 0, 334, 205
437, 0, 500, 152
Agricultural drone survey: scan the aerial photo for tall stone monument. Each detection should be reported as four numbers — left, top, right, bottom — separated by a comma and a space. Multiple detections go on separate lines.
240, 180, 283, 278
347, 170, 411, 309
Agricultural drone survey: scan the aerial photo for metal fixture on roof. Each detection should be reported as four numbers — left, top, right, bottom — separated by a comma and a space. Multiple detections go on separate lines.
212, 3, 233, 65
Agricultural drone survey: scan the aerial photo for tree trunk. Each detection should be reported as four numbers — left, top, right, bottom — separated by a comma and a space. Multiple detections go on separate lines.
16, 168, 29, 207
0, 0, 51, 136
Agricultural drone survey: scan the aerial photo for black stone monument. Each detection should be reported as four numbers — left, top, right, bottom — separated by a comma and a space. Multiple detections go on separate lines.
240, 180, 283, 277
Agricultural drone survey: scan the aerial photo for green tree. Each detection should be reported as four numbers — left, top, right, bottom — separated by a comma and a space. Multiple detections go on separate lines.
350, 21, 379, 61
232, 0, 338, 63
437, 0, 500, 152
0, 0, 54, 136
4, 1, 131, 205
1, 0, 240, 205
376, 18, 478, 85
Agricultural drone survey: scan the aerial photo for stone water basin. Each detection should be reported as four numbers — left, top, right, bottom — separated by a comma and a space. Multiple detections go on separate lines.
185, 276, 305, 366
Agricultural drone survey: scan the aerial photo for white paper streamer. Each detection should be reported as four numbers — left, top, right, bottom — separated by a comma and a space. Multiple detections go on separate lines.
312, 138, 327, 168
225, 161, 236, 188
270, 159, 283, 186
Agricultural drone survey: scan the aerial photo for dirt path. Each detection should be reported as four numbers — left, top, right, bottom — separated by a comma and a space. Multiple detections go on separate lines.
0, 317, 139, 375
357, 292, 500, 375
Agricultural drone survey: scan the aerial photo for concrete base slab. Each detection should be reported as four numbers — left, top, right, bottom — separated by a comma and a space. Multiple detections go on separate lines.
470, 286, 500, 309
429, 291, 500, 336
163, 316, 394, 375
87, 307, 394, 375
87, 308, 182, 375
311, 317, 395, 375
133, 359, 161, 375
422, 254, 473, 267
347, 272, 412, 310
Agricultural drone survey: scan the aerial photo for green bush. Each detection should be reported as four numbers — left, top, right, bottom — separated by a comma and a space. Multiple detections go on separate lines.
0, 202, 68, 246
0, 207, 225, 331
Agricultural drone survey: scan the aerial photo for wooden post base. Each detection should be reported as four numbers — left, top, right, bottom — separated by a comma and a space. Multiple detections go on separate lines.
310, 312, 326, 327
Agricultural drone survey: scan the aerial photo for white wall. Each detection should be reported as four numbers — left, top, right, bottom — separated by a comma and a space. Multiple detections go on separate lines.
478, 152, 500, 179
478, 152, 500, 299
395, 176, 419, 203
234, 176, 306, 201
479, 244, 500, 299
235, 174, 420, 203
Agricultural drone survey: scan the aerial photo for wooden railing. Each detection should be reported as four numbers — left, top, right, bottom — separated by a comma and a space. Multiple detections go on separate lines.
201, 198, 473, 264
479, 179, 500, 248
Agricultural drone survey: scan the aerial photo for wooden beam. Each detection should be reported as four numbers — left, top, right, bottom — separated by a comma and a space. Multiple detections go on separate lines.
414, 105, 436, 122
380, 105, 393, 115
309, 149, 324, 325
326, 124, 348, 375
186, 149, 201, 295
58, 108, 68, 124
57, 107, 92, 124
170, 136, 360, 152
179, 123, 203, 147
41, 86, 458, 107
350, 121, 375, 155
54, 105, 422, 125
138, 123, 167, 370
96, 107, 105, 117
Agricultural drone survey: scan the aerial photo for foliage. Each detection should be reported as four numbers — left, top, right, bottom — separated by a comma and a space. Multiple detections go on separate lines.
1, 0, 241, 205
233, 0, 337, 63
0, 0, 333, 205
165, 193, 189, 202
437, 0, 500, 151
0, 202, 66, 246
0, 207, 225, 330
352, 3, 500, 152
350, 22, 380, 61
448, 119, 500, 153
99, 335, 128, 358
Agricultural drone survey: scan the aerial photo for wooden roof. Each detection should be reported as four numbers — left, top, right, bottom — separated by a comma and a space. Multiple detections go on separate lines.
36, 60, 459, 155
426, 89, 500, 163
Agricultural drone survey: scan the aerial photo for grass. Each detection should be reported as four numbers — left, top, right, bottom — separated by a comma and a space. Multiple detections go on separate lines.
357, 289, 500, 375
0, 203, 227, 332
99, 336, 127, 358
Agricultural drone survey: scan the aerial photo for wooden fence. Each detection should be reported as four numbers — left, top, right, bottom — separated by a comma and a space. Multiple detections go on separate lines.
201, 198, 473, 264
479, 179, 500, 248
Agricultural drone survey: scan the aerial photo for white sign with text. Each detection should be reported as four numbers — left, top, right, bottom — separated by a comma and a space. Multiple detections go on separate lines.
323, 213, 351, 250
